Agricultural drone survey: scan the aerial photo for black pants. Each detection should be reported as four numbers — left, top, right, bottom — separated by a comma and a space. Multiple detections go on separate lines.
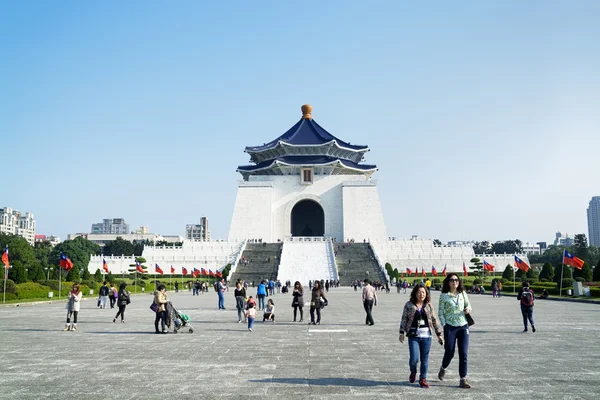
110, 297, 116, 308
263, 313, 275, 321
363, 299, 374, 325
293, 306, 303, 321
66, 311, 78, 323
310, 307, 321, 323
114, 305, 126, 321
155, 310, 167, 332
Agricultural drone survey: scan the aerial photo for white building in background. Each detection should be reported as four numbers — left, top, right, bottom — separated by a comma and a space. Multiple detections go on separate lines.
588, 196, 600, 247
91, 218, 130, 234
69, 232, 184, 247
34, 234, 61, 246
0, 207, 36, 245
521, 242, 541, 255
186, 217, 210, 241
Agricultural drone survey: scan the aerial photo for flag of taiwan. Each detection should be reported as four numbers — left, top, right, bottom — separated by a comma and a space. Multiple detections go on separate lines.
563, 250, 584, 270
170, 265, 175, 274
182, 267, 188, 275
406, 268, 413, 275
155, 264, 164, 275
103, 259, 109, 273
463, 262, 468, 277
60, 253, 74, 270
483, 260, 495, 272
442, 265, 447, 277
2, 246, 9, 268
431, 266, 438, 277
514, 256, 530, 272
136, 261, 145, 273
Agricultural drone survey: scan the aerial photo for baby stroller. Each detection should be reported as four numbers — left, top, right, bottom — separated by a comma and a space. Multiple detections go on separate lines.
170, 303, 194, 333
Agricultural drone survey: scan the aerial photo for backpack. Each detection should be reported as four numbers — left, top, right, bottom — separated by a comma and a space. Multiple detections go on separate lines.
521, 288, 534, 306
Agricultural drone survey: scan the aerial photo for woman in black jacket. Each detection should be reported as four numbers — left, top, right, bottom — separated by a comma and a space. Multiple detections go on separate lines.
113, 282, 130, 323
309, 281, 327, 325
292, 281, 304, 322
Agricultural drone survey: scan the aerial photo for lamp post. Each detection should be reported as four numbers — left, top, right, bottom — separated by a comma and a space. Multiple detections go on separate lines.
44, 267, 53, 281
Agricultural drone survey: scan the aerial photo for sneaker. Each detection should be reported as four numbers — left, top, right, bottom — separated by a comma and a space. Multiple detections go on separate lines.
72, 325, 78, 331
523, 328, 528, 333
409, 372, 416, 383
113, 319, 116, 323
419, 378, 429, 388
438, 367, 446, 381
238, 320, 242, 323
249, 328, 253, 332
460, 378, 471, 389
63, 325, 70, 331
532, 325, 536, 333
121, 320, 125, 323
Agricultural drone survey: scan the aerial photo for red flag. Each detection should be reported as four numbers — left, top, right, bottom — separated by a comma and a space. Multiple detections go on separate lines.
422, 268, 426, 277
155, 264, 164, 275
209, 269, 215, 277
103, 258, 109, 273
483, 260, 495, 272
431, 266, 438, 277
136, 261, 145, 273
406, 268, 412, 275
182, 267, 188, 275
463, 262, 468, 277
563, 250, 584, 270
201, 268, 207, 276
216, 270, 223, 278
414, 268, 418, 277
192, 268, 200, 278
170, 265, 175, 274
442, 265, 447, 277
2, 246, 9, 268
514, 256, 529, 272
59, 253, 73, 270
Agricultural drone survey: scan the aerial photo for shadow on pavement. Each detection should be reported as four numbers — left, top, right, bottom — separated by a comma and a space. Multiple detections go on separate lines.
249, 378, 410, 387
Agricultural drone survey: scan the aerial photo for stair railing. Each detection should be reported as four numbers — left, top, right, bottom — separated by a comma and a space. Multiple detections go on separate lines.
228, 239, 247, 279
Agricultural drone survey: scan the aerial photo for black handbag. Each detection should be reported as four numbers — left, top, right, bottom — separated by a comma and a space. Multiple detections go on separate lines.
406, 327, 418, 337
465, 313, 475, 326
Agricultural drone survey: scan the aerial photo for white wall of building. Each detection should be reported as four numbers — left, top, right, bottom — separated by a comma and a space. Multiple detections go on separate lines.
228, 174, 387, 242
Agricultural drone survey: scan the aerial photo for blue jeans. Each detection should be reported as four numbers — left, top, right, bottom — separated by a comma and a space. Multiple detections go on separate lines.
218, 292, 225, 309
521, 305, 534, 329
442, 324, 469, 379
257, 295, 265, 310
408, 336, 432, 379
248, 317, 255, 330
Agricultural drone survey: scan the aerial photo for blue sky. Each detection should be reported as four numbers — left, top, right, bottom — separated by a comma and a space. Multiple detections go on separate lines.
1, 1, 599, 245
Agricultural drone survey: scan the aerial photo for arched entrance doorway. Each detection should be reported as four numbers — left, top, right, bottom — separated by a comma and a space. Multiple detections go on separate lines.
291, 200, 325, 237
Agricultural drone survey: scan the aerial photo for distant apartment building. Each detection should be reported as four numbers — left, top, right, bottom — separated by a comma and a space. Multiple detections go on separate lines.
186, 216, 211, 241
34, 234, 61, 246
91, 218, 130, 234
588, 196, 600, 247
0, 207, 36, 245
521, 242, 541, 255
68, 232, 184, 247
554, 232, 573, 247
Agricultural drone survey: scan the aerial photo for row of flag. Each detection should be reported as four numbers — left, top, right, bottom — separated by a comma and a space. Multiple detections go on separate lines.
403, 260, 497, 278
155, 264, 223, 278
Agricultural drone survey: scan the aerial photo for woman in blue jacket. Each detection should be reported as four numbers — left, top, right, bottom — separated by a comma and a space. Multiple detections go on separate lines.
257, 280, 267, 311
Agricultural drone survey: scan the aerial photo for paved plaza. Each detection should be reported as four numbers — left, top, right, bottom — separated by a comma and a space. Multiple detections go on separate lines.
1, 287, 599, 399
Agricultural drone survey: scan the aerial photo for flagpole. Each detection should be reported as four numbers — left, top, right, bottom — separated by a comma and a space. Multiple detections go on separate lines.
559, 251, 565, 298
513, 266, 516, 294
3, 267, 7, 304
135, 270, 137, 294
59, 265, 62, 299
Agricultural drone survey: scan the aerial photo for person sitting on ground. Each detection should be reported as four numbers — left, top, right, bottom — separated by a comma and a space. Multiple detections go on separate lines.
263, 299, 275, 322
539, 289, 549, 299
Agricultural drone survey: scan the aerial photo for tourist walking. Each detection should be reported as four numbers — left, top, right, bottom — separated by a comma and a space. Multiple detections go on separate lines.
257, 280, 267, 310
438, 274, 472, 389
362, 279, 377, 326
109, 282, 117, 308
154, 284, 168, 334
98, 281, 109, 309
113, 282, 130, 323
517, 281, 536, 333
292, 281, 304, 322
399, 284, 444, 388
64, 283, 82, 331
234, 282, 246, 323
217, 278, 227, 310
309, 281, 327, 325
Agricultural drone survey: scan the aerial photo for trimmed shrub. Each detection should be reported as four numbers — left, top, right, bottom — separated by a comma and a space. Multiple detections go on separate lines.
575, 277, 585, 282
16, 282, 52, 299
0, 279, 17, 294
589, 287, 600, 297
561, 278, 575, 288
473, 279, 482, 285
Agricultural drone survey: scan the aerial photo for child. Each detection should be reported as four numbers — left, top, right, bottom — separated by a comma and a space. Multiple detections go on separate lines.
263, 299, 275, 322
245, 303, 256, 332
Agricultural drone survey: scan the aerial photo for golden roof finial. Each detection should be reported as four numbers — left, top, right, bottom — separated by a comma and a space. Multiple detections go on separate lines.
301, 104, 313, 119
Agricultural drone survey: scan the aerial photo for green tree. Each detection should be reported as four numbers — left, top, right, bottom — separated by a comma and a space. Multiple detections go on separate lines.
473, 241, 491, 254
94, 268, 103, 282
491, 240, 523, 254
526, 267, 539, 282
554, 264, 573, 283
573, 234, 589, 261
0, 233, 39, 278
516, 268, 527, 281
102, 237, 135, 257
502, 265, 514, 280
573, 262, 593, 282
539, 262, 555, 281
50, 237, 100, 280
469, 258, 484, 280
8, 260, 27, 283
66, 264, 80, 282
81, 267, 91, 280
28, 263, 46, 282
